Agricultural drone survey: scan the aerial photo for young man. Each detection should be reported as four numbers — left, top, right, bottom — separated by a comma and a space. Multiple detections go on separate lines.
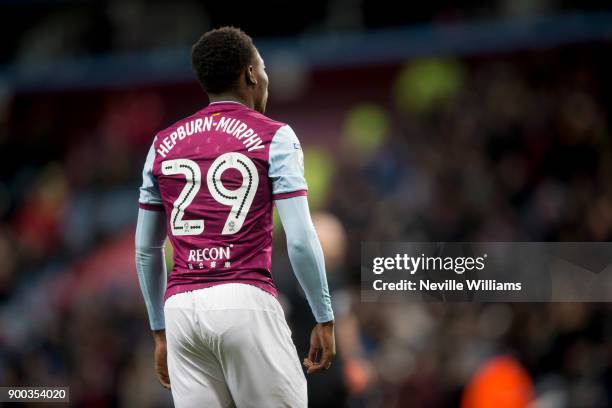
135, 27, 335, 407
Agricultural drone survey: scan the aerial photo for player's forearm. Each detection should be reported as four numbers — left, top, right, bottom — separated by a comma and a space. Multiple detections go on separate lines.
276, 196, 334, 323
135, 208, 168, 331
287, 230, 334, 323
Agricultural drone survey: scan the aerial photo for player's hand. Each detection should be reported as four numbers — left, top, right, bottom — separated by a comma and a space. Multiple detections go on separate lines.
153, 330, 171, 389
303, 321, 336, 374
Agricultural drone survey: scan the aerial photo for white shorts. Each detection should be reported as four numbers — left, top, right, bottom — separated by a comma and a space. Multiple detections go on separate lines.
164, 283, 307, 408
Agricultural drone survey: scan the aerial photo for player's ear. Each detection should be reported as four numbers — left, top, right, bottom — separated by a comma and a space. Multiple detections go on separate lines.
246, 65, 257, 87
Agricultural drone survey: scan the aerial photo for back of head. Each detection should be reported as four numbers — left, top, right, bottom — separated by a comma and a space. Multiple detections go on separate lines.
191, 26, 256, 95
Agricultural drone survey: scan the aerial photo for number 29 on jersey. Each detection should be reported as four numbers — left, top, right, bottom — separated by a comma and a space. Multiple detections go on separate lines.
161, 152, 259, 236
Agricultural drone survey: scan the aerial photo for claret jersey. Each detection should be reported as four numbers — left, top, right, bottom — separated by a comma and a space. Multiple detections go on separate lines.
138, 101, 307, 300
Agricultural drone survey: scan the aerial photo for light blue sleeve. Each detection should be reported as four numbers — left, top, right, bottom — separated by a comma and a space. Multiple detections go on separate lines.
269, 125, 308, 197
139, 141, 163, 207
275, 195, 334, 323
135, 208, 168, 330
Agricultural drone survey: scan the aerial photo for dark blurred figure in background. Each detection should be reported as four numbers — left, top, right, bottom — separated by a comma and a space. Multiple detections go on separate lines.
1, 1, 612, 407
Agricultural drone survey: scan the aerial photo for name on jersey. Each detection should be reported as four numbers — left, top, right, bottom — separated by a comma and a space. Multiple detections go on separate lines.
156, 116, 265, 158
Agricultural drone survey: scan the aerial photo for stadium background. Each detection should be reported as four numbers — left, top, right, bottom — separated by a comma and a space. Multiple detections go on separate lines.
1, 1, 612, 407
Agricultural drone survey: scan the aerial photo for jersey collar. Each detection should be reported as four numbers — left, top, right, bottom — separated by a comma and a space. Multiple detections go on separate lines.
208, 100, 247, 107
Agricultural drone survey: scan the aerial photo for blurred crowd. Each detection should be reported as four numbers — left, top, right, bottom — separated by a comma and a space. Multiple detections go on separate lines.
4, 0, 606, 66
1, 34, 612, 408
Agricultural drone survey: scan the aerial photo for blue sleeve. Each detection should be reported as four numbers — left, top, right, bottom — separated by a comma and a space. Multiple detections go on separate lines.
139, 140, 163, 208
269, 125, 308, 198
275, 196, 334, 323
135, 208, 168, 330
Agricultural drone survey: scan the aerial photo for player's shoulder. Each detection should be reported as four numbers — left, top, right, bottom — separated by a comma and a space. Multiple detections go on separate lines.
248, 112, 304, 148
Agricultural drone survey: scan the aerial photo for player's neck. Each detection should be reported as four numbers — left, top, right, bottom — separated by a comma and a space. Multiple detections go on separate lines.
208, 94, 253, 110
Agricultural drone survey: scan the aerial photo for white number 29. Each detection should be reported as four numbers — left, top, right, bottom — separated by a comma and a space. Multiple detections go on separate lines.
161, 152, 259, 236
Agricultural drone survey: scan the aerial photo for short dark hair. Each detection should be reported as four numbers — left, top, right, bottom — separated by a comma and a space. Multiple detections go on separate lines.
191, 26, 256, 94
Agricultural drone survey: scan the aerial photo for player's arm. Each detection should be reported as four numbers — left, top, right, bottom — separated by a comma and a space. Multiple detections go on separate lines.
135, 141, 171, 389
135, 208, 167, 331
276, 196, 334, 323
270, 125, 335, 374
276, 196, 336, 374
